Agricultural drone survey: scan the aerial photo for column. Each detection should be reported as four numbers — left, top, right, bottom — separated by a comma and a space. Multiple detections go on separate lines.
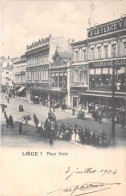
108, 43, 111, 58
67, 63, 71, 107
101, 44, 104, 59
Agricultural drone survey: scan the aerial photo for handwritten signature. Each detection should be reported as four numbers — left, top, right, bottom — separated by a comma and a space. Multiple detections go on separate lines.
47, 182, 121, 196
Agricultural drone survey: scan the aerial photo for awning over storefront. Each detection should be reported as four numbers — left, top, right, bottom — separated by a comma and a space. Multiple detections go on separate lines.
118, 67, 126, 74
18, 86, 25, 92
81, 90, 126, 99
15, 85, 22, 89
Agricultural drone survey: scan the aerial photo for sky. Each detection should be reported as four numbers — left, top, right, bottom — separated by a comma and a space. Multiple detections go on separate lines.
1, 0, 126, 58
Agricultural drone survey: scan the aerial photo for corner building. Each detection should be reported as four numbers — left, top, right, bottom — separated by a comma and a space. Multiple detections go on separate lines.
71, 16, 126, 112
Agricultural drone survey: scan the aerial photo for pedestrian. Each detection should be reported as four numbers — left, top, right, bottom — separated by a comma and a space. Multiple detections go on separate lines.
4, 109, 7, 119
25, 115, 28, 124
53, 103, 55, 112
99, 111, 102, 124
7, 97, 9, 103
6, 116, 9, 128
21, 104, 24, 112
33, 113, 39, 127
2, 105, 5, 113
19, 122, 23, 134
49, 131, 53, 146
72, 108, 75, 115
19, 105, 21, 112
9, 114, 14, 127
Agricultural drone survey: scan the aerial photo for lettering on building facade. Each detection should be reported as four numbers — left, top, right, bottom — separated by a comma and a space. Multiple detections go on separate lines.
89, 59, 126, 68
88, 17, 126, 38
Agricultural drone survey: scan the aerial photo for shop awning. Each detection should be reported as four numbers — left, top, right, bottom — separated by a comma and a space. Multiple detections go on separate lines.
18, 86, 25, 92
118, 67, 126, 74
80, 91, 126, 99
15, 85, 22, 89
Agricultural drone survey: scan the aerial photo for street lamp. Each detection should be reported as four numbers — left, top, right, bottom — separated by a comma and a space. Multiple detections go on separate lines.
111, 60, 120, 143
48, 70, 52, 133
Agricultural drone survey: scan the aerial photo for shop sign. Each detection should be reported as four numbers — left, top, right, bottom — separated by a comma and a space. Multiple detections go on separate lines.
88, 17, 126, 38
89, 59, 126, 67
72, 82, 84, 87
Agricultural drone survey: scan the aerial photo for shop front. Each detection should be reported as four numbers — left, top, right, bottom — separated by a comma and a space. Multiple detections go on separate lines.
80, 91, 126, 123
89, 59, 126, 92
50, 90, 67, 109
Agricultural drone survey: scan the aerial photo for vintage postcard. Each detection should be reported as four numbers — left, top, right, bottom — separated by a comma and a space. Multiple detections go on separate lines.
1, 0, 126, 196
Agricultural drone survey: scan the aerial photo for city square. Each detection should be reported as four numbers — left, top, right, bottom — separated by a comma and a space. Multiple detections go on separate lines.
1, 92, 126, 148
1, 1, 126, 196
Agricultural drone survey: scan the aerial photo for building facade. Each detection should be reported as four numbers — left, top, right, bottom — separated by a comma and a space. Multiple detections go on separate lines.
70, 40, 89, 109
49, 48, 71, 107
25, 35, 71, 105
13, 55, 26, 96
1, 58, 14, 88
71, 16, 126, 111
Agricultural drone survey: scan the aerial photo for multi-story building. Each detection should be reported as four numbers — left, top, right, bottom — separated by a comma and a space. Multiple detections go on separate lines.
49, 48, 71, 107
84, 16, 126, 110
25, 35, 51, 104
70, 40, 89, 109
13, 55, 26, 96
71, 16, 126, 111
1, 57, 14, 88
25, 35, 70, 105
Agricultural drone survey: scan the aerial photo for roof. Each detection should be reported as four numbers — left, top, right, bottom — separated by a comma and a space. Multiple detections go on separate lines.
5, 64, 14, 70
27, 34, 51, 51
53, 49, 71, 61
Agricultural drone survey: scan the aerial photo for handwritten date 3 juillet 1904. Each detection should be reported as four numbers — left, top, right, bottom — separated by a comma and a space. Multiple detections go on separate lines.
65, 167, 117, 180
47, 167, 121, 196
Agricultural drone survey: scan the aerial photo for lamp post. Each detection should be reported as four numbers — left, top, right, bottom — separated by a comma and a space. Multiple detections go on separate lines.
49, 70, 52, 133
111, 60, 120, 143
111, 63, 116, 141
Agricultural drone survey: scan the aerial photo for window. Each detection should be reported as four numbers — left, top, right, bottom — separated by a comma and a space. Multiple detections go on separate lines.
83, 50, 86, 60
111, 44, 116, 57
124, 42, 126, 55
46, 71, 48, 80
91, 48, 95, 60
104, 45, 108, 58
89, 69, 95, 75
80, 71, 84, 82
102, 68, 109, 75
41, 71, 43, 80
75, 51, 78, 61
95, 68, 102, 75
75, 69, 78, 82
97, 47, 101, 59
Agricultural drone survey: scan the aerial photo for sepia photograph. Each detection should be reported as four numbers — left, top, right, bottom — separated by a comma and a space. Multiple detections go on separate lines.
0, 0, 126, 196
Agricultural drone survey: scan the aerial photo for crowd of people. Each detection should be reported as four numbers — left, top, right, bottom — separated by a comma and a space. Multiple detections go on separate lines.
32, 112, 112, 147
1, 90, 113, 147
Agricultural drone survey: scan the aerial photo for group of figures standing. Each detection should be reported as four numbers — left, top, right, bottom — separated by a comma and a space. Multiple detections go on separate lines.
1, 104, 14, 128
32, 112, 112, 147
